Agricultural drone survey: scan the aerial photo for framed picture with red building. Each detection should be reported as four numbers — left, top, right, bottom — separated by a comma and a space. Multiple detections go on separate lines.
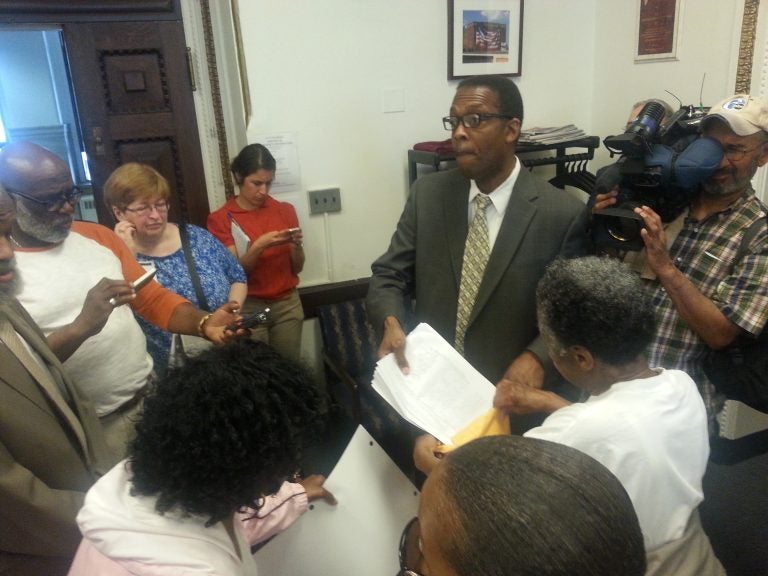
448, 0, 524, 79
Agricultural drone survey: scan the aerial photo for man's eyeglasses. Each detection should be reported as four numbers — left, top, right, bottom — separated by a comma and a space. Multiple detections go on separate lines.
123, 200, 170, 217
398, 517, 425, 576
442, 113, 514, 131
722, 141, 768, 162
8, 186, 83, 212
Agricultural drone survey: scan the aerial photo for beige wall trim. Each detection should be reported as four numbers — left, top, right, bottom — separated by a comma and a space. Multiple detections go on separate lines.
736, 0, 760, 93
199, 0, 233, 199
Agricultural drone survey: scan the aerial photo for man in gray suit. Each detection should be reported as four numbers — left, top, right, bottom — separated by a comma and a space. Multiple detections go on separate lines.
367, 76, 588, 432
0, 188, 116, 576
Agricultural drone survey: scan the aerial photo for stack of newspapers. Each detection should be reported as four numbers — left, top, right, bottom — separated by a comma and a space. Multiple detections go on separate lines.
371, 323, 495, 445
519, 124, 586, 145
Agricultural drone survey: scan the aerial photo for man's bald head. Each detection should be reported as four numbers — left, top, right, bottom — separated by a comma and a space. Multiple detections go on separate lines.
0, 141, 71, 195
0, 142, 76, 245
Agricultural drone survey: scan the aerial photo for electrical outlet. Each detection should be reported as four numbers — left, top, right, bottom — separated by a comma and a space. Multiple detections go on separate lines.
308, 188, 342, 215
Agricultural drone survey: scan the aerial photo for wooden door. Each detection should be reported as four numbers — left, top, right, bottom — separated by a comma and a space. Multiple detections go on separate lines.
63, 20, 208, 226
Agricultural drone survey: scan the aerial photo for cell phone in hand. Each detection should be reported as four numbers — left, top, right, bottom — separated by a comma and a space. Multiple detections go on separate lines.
226, 307, 271, 332
132, 268, 158, 291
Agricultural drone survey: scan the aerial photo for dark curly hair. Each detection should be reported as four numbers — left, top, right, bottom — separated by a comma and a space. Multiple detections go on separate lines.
128, 339, 323, 526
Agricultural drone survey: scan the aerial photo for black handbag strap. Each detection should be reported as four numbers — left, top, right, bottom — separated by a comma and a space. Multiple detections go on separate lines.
179, 223, 209, 311
732, 211, 767, 269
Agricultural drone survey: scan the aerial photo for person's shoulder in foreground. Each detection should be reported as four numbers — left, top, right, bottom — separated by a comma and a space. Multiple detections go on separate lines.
408, 435, 646, 576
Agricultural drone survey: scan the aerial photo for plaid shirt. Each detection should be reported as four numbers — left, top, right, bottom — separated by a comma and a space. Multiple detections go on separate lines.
646, 192, 768, 421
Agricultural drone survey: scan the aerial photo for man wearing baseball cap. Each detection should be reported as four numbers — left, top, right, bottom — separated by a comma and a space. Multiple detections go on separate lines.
602, 93, 767, 574
694, 94, 768, 575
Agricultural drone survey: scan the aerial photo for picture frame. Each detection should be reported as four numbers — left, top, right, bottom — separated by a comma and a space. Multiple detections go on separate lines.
448, 0, 523, 79
635, 0, 680, 62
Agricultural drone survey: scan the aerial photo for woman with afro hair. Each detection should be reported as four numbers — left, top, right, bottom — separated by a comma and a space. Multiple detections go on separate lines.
68, 339, 335, 575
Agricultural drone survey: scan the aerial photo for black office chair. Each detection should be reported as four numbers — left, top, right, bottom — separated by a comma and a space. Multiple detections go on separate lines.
315, 298, 421, 480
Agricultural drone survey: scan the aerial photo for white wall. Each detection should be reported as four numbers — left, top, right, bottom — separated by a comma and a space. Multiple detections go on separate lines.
236, 0, 596, 286
590, 0, 744, 169
233, 0, 749, 287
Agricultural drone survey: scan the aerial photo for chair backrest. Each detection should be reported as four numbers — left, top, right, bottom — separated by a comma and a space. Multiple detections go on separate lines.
316, 298, 378, 380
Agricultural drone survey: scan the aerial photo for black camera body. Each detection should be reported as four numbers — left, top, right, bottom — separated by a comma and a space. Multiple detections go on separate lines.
592, 102, 723, 251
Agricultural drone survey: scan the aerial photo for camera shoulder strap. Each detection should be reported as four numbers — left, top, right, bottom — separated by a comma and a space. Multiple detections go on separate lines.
731, 207, 767, 272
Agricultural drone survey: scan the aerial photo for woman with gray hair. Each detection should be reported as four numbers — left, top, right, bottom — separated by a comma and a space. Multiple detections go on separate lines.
513, 256, 723, 575
417, 256, 724, 574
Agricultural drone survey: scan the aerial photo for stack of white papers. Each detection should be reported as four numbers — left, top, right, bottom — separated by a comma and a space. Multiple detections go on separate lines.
520, 124, 586, 145
371, 323, 495, 445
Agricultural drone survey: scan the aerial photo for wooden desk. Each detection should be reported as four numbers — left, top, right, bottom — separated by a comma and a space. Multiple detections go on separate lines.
408, 135, 600, 193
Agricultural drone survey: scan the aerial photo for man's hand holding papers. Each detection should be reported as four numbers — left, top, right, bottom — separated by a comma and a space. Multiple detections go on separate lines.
372, 323, 497, 445
373, 324, 511, 475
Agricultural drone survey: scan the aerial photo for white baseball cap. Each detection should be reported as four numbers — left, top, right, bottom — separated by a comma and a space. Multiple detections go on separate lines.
703, 94, 768, 136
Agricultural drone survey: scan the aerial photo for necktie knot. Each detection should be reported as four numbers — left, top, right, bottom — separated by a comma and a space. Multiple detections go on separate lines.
475, 194, 491, 212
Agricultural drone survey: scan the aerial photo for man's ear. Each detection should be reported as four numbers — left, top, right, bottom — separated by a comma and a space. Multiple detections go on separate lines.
570, 345, 595, 372
505, 118, 521, 145
756, 138, 768, 168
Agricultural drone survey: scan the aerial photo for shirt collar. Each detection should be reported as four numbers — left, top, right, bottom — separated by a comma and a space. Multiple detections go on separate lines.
468, 157, 521, 216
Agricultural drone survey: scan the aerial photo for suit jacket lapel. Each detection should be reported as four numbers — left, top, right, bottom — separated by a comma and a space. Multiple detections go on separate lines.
442, 176, 471, 289
470, 168, 538, 323
1, 300, 89, 451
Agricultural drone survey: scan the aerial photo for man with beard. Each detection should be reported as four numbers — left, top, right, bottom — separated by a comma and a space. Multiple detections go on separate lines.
367, 76, 588, 429
0, 142, 241, 458
591, 94, 768, 576
0, 187, 116, 576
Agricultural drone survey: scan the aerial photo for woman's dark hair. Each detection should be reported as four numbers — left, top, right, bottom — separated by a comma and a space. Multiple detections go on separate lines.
438, 435, 647, 576
128, 339, 322, 525
536, 256, 657, 365
230, 143, 276, 184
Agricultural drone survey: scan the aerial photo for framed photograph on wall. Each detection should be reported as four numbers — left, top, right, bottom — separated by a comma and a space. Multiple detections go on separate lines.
448, 0, 524, 79
635, 0, 680, 62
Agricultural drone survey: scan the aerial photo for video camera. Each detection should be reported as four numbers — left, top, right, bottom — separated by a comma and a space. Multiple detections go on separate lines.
591, 101, 723, 251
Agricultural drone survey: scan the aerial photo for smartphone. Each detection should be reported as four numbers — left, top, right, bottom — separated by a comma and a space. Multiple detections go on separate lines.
132, 268, 158, 291
227, 307, 271, 332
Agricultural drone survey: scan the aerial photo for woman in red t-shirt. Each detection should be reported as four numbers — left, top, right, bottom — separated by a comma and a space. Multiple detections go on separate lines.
207, 144, 304, 361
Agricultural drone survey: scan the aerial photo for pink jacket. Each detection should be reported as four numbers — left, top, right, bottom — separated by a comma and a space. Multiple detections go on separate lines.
67, 464, 308, 576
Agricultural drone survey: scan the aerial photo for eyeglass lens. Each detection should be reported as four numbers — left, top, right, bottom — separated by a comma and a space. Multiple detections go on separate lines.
443, 114, 483, 130
12, 186, 82, 211
127, 201, 169, 214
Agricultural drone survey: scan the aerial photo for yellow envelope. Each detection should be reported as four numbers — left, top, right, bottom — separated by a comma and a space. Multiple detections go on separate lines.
434, 408, 510, 454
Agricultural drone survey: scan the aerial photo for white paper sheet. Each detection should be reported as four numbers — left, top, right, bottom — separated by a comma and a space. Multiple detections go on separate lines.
254, 426, 419, 576
229, 216, 250, 257
372, 323, 495, 444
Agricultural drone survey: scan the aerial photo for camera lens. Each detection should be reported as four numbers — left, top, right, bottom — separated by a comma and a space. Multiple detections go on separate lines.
627, 101, 666, 139
606, 216, 643, 243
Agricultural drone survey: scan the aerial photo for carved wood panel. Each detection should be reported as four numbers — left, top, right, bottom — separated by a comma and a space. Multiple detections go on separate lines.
64, 20, 208, 226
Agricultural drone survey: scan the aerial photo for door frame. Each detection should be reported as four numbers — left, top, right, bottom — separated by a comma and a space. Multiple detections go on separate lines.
0, 0, 238, 220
